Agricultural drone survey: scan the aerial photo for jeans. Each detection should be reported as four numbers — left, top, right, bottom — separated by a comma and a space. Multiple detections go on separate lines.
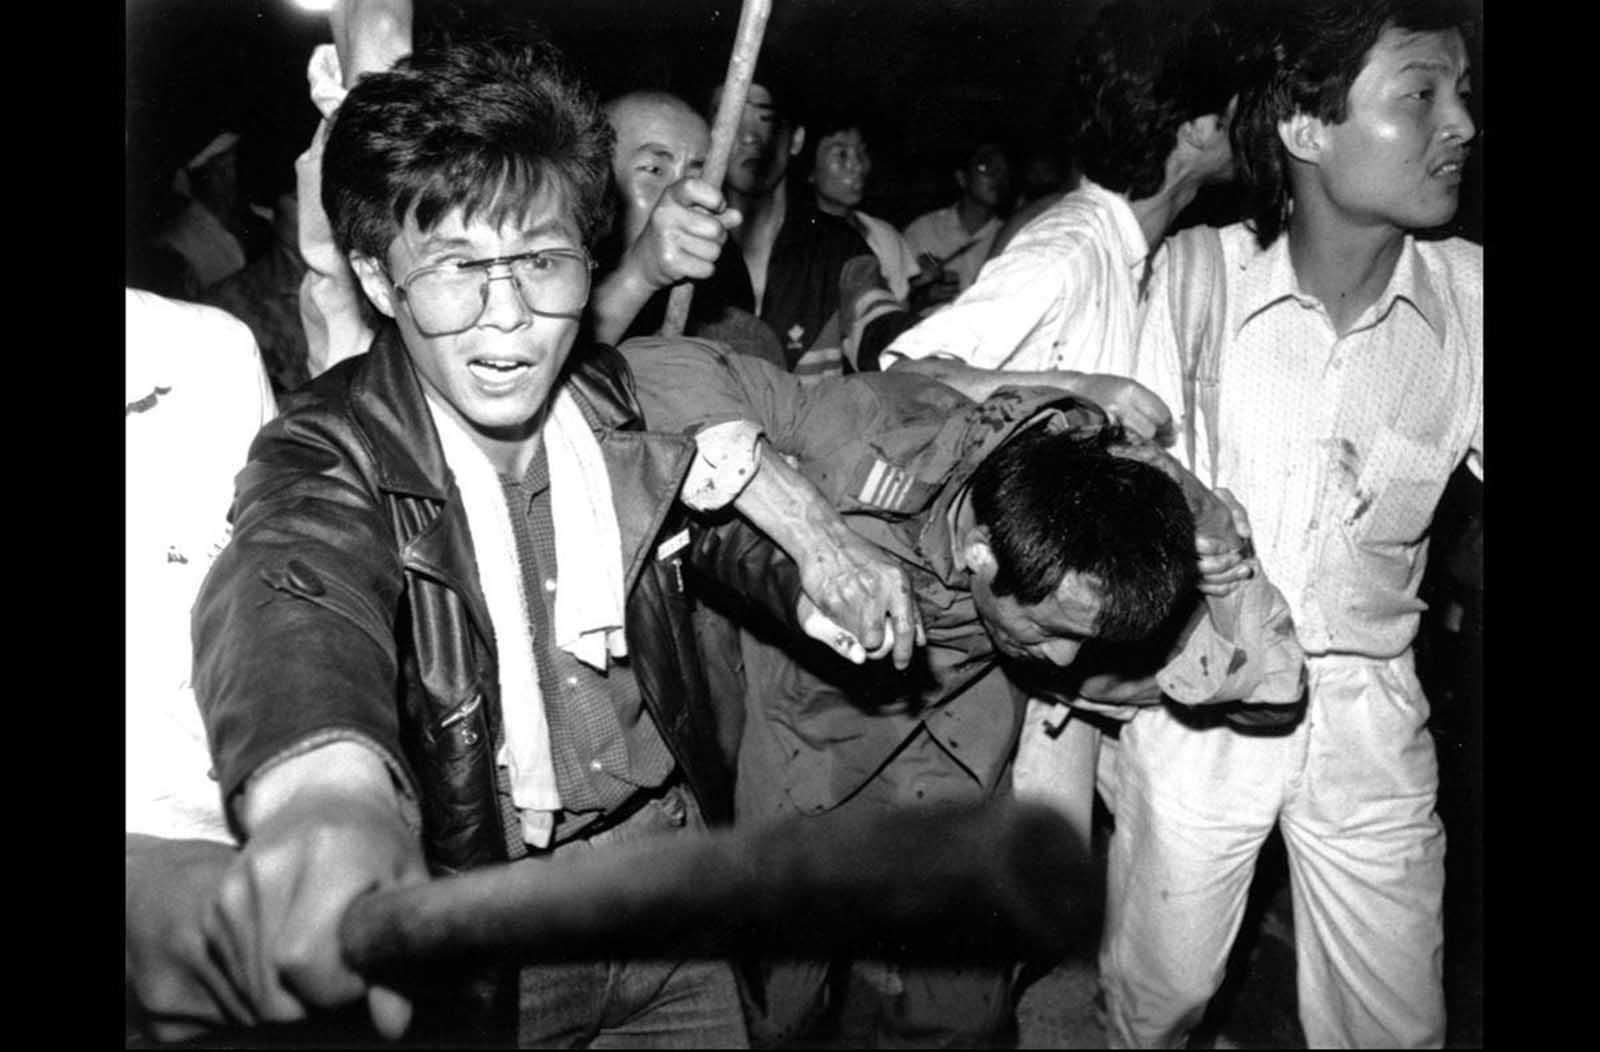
515, 783, 749, 1048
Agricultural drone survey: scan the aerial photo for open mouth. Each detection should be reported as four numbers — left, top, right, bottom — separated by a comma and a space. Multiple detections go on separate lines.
468, 358, 534, 382
1430, 155, 1468, 179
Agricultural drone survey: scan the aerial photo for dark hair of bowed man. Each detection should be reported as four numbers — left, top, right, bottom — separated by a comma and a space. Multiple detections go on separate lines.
968, 423, 1199, 644
1231, 0, 1477, 248
1065, 0, 1279, 201
320, 37, 616, 264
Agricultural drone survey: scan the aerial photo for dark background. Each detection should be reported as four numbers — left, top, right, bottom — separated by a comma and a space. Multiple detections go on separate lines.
125, 0, 1112, 230
124, 0, 1483, 248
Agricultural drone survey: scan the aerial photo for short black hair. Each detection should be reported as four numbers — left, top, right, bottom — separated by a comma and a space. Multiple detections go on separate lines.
321, 38, 615, 262
795, 106, 874, 182
1232, 0, 1477, 247
704, 55, 805, 130
1066, 0, 1276, 200
968, 424, 1198, 643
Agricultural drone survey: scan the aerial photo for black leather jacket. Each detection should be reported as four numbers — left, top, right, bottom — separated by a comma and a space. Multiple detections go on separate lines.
194, 328, 794, 873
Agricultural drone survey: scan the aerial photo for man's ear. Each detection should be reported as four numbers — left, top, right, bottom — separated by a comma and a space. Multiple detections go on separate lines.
960, 524, 997, 579
788, 124, 806, 159
349, 253, 399, 320
1277, 111, 1325, 165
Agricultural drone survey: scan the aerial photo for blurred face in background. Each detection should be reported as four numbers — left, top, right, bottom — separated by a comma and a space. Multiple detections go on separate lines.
722, 83, 799, 197
810, 126, 871, 216
958, 144, 1012, 211
189, 148, 241, 218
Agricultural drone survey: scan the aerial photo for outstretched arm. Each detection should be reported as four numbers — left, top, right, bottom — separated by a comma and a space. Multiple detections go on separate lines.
625, 338, 927, 667
185, 395, 435, 1038
125, 739, 428, 1045
204, 743, 427, 1038
679, 420, 923, 669
296, 1, 414, 376
732, 447, 924, 668
331, 0, 412, 87
882, 230, 1175, 440
889, 355, 1174, 446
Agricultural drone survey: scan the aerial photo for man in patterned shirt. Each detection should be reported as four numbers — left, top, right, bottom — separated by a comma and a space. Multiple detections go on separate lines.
1100, 1, 1481, 1046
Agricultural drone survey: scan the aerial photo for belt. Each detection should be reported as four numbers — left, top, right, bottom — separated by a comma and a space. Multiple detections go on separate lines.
547, 773, 687, 848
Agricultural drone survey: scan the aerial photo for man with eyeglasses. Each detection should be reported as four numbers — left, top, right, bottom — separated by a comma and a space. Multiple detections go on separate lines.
901, 142, 1013, 305
167, 38, 917, 1047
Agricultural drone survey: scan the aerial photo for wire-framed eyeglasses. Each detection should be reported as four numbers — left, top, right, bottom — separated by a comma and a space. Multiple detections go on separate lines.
391, 248, 596, 336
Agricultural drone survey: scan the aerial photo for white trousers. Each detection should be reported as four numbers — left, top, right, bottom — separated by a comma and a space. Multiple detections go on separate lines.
1012, 698, 1105, 850
1101, 653, 1446, 1049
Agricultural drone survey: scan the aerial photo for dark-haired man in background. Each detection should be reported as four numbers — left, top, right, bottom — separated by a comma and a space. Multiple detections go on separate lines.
902, 141, 1013, 302
714, 72, 894, 378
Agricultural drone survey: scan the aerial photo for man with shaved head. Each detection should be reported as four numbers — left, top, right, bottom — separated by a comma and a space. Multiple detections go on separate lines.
588, 90, 776, 359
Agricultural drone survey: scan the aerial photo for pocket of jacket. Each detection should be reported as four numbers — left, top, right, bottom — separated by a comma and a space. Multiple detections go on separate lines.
423, 691, 493, 788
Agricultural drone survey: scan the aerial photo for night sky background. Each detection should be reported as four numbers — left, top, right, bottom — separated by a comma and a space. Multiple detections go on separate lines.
124, 0, 1483, 240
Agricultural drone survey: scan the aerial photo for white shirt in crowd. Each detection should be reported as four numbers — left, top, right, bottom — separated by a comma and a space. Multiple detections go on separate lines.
1140, 222, 1484, 657
126, 289, 277, 843
884, 180, 1148, 376
900, 203, 1003, 297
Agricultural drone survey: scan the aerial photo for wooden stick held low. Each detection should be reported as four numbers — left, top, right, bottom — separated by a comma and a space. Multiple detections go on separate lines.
339, 800, 1100, 980
659, 0, 772, 337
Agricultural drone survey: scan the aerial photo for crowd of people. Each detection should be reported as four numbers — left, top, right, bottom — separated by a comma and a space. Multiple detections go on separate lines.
125, 0, 1482, 1047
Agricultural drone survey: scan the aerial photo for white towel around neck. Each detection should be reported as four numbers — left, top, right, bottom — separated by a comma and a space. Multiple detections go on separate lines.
423, 384, 628, 847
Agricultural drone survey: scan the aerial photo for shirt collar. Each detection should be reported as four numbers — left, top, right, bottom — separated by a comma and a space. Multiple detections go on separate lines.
1382, 239, 1446, 340
920, 483, 970, 585
1078, 178, 1149, 269
1234, 230, 1446, 344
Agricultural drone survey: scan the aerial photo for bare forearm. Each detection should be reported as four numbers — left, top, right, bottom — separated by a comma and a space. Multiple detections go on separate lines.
889, 356, 1173, 442
591, 264, 660, 346
239, 740, 408, 837
731, 445, 921, 666
332, 0, 413, 85
889, 355, 1080, 401
733, 448, 846, 558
